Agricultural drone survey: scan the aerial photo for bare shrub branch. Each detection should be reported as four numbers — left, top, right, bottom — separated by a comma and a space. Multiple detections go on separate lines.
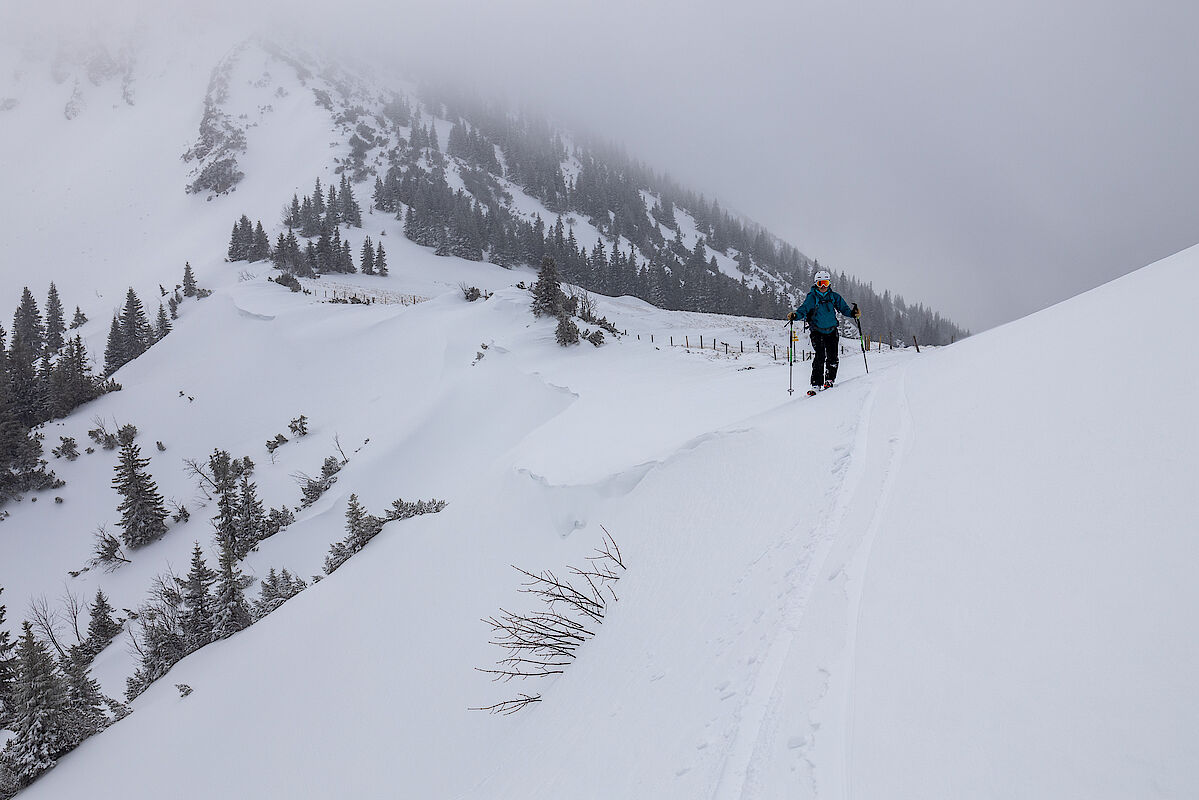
474, 531, 625, 714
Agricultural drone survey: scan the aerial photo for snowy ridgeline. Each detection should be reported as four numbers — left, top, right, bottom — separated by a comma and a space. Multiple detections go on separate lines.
0, 33, 965, 345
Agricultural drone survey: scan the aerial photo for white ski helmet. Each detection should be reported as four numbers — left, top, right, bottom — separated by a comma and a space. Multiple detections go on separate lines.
814, 270, 831, 286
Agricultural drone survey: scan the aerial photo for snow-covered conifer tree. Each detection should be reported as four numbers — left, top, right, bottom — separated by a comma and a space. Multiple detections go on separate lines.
68, 306, 87, 330
212, 528, 251, 640
84, 589, 122, 656
155, 303, 171, 340
44, 283, 65, 353
182, 262, 197, 297
179, 543, 216, 652
0, 588, 15, 725
48, 336, 102, 418
233, 473, 266, 559
119, 288, 155, 362
58, 645, 108, 749
11, 287, 45, 357
532, 256, 564, 317
375, 241, 388, 276
112, 438, 169, 548
555, 314, 580, 346
360, 236, 375, 274
250, 221, 271, 262
7, 623, 70, 787
103, 315, 124, 376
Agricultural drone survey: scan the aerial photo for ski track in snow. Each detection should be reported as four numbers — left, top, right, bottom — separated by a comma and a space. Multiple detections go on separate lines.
710, 364, 914, 800
711, 380, 880, 800
839, 367, 915, 800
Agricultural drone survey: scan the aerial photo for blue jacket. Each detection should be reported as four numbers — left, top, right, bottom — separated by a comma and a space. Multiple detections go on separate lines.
793, 287, 854, 334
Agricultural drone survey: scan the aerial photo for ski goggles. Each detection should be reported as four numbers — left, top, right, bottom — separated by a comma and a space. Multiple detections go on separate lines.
815, 280, 830, 289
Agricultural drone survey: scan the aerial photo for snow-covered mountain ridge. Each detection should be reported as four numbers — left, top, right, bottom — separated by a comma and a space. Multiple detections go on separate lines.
2, 30, 1196, 799
0, 34, 964, 345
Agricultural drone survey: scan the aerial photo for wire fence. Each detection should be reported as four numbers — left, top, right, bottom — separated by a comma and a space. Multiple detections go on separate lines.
628, 331, 922, 361
311, 281, 428, 306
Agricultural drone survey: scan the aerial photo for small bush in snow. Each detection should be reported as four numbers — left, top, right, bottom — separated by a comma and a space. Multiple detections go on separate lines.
252, 567, 308, 620
474, 529, 625, 715
52, 436, 79, 460
323, 494, 446, 576
555, 314, 580, 346
117, 424, 138, 446
289, 415, 309, 437
87, 420, 118, 450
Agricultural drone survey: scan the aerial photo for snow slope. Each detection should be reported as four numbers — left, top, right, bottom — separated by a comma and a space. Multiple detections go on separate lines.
2, 27, 1196, 800
6, 229, 1197, 799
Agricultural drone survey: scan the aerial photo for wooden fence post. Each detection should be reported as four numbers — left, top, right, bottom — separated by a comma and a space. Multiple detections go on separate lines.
912, 335, 921, 353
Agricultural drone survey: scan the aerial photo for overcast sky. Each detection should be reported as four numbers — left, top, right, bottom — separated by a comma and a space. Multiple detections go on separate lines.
9, 0, 1199, 330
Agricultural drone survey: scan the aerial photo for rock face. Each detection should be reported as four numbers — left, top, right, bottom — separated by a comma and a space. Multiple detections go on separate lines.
183, 53, 247, 196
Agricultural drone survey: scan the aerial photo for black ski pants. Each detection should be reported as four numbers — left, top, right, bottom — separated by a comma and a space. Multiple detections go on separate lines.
810, 329, 839, 386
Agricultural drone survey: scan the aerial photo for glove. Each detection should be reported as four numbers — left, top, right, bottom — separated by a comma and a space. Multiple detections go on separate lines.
851, 303, 861, 319
787, 311, 798, 322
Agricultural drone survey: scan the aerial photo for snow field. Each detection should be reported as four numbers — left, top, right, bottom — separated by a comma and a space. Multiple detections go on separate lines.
3, 27, 1197, 800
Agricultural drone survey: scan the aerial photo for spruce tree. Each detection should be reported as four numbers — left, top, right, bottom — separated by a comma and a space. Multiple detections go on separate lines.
0, 383, 54, 504
360, 236, 376, 275
58, 645, 108, 749
312, 178, 325, 215
236, 216, 254, 260
326, 186, 339, 228
208, 450, 250, 638
339, 176, 362, 227
179, 543, 216, 653
103, 315, 124, 376
69, 306, 87, 330
227, 221, 243, 261
250, 221, 271, 262
84, 589, 122, 656
375, 241, 388, 276
7, 623, 70, 787
233, 473, 265, 559
0, 588, 15, 725
212, 528, 251, 640
182, 262, 198, 297
11, 287, 45, 357
44, 283, 65, 353
555, 314, 580, 346
5, 333, 44, 431
112, 439, 169, 548
154, 303, 171, 340
119, 288, 155, 361
531, 256, 564, 317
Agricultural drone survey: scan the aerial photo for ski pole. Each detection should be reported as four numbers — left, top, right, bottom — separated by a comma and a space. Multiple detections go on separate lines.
854, 314, 869, 374
787, 319, 795, 395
